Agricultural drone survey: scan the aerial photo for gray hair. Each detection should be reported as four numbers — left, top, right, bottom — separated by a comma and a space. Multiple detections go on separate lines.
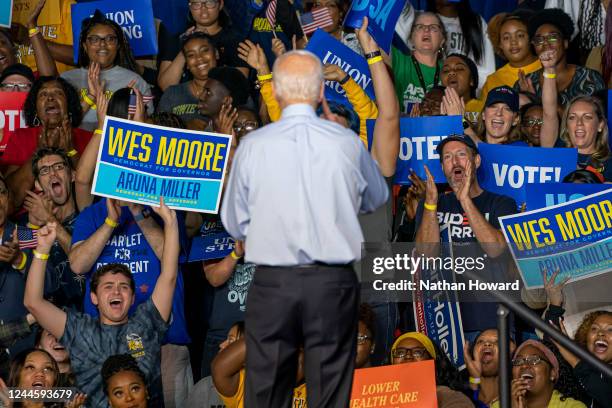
272, 50, 324, 103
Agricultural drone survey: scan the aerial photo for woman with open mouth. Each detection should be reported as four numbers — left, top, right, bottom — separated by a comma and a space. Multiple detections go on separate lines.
6, 348, 60, 408
491, 340, 585, 408
101, 354, 149, 408
539, 46, 612, 181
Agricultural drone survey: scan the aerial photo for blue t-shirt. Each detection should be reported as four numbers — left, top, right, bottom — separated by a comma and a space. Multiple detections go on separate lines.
71, 198, 190, 344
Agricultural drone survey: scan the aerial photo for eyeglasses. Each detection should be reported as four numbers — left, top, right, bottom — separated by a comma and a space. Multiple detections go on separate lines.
511, 355, 549, 367
392, 347, 428, 359
357, 334, 371, 345
189, 0, 219, 9
522, 118, 543, 127
232, 121, 258, 133
414, 24, 442, 33
531, 33, 561, 47
0, 83, 31, 91
38, 162, 67, 176
86, 35, 118, 46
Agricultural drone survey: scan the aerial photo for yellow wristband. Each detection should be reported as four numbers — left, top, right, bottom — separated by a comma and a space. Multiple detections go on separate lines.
27, 223, 40, 230
28, 27, 40, 37
469, 376, 481, 384
67, 149, 78, 157
367, 56, 383, 65
14, 252, 27, 269
230, 250, 242, 260
94, 129, 103, 135
543, 72, 556, 79
82, 91, 97, 110
424, 202, 437, 211
33, 250, 49, 261
105, 217, 119, 228
257, 73, 273, 81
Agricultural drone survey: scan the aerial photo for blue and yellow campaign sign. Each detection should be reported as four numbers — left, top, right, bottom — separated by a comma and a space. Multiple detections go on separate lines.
499, 189, 612, 289
92, 117, 232, 213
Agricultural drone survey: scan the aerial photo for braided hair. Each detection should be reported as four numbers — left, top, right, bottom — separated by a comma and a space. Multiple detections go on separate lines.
577, 0, 605, 50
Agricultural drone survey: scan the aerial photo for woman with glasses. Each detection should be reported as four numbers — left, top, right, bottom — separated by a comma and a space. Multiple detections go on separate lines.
490, 340, 585, 408
393, 12, 446, 114
514, 8, 605, 108
0, 63, 35, 93
60, 10, 153, 131
158, 0, 248, 91
520, 103, 544, 146
355, 303, 376, 369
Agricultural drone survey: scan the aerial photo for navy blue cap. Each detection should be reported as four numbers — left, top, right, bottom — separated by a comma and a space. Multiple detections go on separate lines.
436, 133, 479, 156
485, 85, 519, 112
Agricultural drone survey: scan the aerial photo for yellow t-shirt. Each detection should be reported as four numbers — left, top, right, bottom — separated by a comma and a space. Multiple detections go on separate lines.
219, 369, 308, 408
491, 390, 586, 408
480, 58, 542, 103
16, 0, 76, 73
465, 98, 483, 128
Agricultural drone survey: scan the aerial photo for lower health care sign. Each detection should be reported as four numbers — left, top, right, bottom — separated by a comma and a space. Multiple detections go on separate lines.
92, 117, 231, 213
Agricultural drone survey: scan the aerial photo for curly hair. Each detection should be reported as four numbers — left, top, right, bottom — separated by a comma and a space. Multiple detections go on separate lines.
101, 354, 146, 395
358, 303, 377, 341
489, 11, 534, 59
543, 338, 589, 403
574, 310, 612, 349
528, 8, 574, 41
560, 96, 610, 167
77, 10, 138, 72
23, 76, 83, 128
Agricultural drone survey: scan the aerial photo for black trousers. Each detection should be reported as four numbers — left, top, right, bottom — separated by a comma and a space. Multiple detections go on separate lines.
245, 265, 359, 408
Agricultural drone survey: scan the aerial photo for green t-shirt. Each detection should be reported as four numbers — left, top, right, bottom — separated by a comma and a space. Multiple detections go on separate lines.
392, 48, 442, 113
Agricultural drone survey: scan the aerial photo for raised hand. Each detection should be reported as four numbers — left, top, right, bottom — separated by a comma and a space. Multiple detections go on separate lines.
65, 393, 87, 408
151, 197, 177, 227
405, 170, 426, 219
442, 87, 465, 116
543, 267, 569, 307
463, 341, 482, 380
539, 49, 557, 71
36, 222, 57, 252
0, 228, 19, 264
87, 62, 102, 104
27, 0, 47, 29
106, 198, 121, 224
271, 37, 287, 58
237, 40, 269, 73
24, 190, 54, 224
356, 17, 378, 54
518, 70, 535, 94
423, 165, 438, 207
214, 96, 238, 135
323, 64, 347, 83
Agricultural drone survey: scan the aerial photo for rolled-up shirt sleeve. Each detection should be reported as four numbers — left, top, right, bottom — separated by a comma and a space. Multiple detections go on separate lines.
358, 145, 389, 213
221, 145, 251, 240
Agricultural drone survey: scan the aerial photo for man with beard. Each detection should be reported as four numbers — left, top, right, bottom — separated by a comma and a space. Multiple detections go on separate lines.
414, 134, 517, 337
25, 147, 83, 310
464, 328, 517, 407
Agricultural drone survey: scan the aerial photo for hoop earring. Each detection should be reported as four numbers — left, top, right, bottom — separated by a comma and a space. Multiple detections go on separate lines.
33, 115, 41, 127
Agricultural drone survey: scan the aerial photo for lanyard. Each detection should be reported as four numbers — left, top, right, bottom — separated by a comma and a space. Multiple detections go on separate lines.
411, 54, 440, 93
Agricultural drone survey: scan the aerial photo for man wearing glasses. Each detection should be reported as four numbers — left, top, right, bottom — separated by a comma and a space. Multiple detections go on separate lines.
25, 147, 82, 310
0, 64, 34, 93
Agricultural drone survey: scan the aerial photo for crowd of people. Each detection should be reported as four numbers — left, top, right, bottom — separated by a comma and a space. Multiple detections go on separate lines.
0, 0, 611, 407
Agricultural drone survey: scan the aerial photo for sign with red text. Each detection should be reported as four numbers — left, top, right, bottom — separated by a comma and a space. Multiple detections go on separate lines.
0, 92, 28, 152
350, 360, 437, 407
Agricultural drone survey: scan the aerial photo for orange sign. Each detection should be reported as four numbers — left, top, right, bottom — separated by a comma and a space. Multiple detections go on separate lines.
350, 360, 437, 408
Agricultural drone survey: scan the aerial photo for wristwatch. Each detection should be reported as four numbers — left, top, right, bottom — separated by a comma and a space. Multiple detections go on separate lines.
133, 208, 151, 222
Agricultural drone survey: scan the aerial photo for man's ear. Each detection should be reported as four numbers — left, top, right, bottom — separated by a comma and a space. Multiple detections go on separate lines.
474, 153, 482, 170
90, 291, 99, 307
319, 82, 325, 104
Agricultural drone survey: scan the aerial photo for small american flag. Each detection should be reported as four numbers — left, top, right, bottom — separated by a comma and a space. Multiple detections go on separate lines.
128, 93, 154, 115
299, 7, 334, 35
17, 227, 38, 249
266, 0, 278, 30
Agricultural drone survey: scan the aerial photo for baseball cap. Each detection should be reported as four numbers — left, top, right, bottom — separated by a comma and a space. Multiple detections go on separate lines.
436, 133, 479, 157
0, 63, 35, 85
485, 85, 519, 112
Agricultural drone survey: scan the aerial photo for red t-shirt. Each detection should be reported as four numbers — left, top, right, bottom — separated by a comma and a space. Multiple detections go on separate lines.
0, 127, 92, 166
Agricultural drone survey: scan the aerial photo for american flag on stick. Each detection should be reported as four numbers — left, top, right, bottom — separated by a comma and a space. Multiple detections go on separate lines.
128, 92, 154, 115
17, 226, 38, 249
266, 0, 278, 38
299, 7, 334, 35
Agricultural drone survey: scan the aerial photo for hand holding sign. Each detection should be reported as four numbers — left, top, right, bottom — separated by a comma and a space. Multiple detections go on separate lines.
323, 63, 347, 83
542, 267, 569, 307
356, 17, 378, 55
151, 197, 178, 227
106, 198, 121, 225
